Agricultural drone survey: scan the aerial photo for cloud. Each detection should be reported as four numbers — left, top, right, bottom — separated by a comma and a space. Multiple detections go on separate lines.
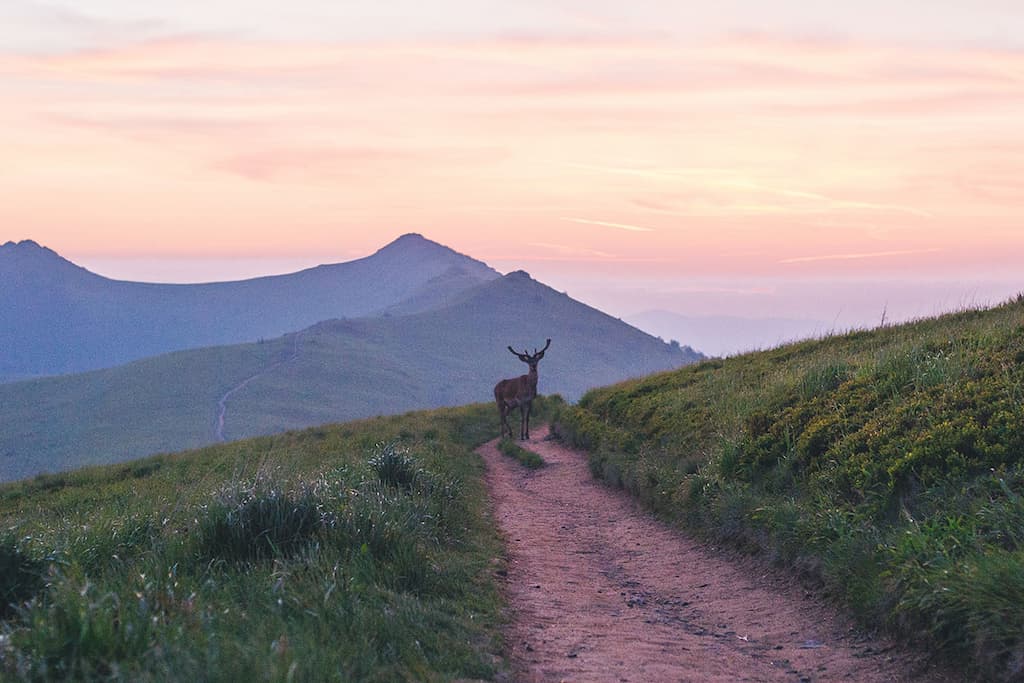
560, 217, 655, 232
0, 2, 173, 53
2, 30, 1021, 268
527, 242, 616, 259
560, 162, 735, 181
716, 180, 935, 218
214, 147, 413, 181
778, 248, 943, 264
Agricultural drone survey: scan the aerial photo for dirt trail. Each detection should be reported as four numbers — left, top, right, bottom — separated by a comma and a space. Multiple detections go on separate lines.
480, 431, 955, 683
213, 332, 301, 442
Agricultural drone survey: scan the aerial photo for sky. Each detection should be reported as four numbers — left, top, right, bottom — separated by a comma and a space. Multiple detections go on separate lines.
3, 1, 1023, 343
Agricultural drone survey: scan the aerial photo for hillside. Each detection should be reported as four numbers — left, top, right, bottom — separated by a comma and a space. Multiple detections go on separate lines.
0, 403, 520, 680
0, 271, 700, 482
0, 234, 498, 381
556, 295, 1024, 681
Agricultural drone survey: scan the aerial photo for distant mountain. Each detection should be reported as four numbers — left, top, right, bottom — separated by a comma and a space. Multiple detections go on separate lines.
626, 309, 828, 357
0, 271, 702, 481
0, 234, 499, 381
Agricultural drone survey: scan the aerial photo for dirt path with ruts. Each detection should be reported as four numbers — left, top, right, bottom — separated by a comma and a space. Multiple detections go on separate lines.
480, 429, 956, 682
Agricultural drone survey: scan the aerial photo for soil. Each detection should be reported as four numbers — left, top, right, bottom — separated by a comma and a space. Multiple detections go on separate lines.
479, 429, 959, 683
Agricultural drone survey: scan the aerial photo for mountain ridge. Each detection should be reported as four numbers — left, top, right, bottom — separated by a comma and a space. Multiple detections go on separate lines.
0, 234, 499, 381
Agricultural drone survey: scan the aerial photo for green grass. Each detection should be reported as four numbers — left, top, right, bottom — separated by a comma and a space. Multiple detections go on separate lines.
497, 438, 545, 469
0, 337, 298, 481
1, 272, 697, 484
0, 403, 514, 681
553, 295, 1024, 681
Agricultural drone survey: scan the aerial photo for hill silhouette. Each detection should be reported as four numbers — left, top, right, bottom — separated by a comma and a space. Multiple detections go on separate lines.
0, 234, 498, 381
0, 271, 700, 481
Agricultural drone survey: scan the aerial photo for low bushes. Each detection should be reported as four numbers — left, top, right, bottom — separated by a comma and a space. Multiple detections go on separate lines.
0, 537, 43, 618
196, 486, 325, 563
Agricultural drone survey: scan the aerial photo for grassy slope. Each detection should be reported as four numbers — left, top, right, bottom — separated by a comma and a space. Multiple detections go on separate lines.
1, 272, 697, 482
0, 399, 562, 680
556, 296, 1024, 681
0, 336, 297, 481
227, 275, 699, 438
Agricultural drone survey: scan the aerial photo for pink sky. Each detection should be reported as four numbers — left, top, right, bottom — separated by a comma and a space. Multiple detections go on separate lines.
2, 3, 1023, 330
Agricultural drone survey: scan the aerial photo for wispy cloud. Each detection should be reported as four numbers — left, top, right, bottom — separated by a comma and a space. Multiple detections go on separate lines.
717, 180, 935, 218
560, 161, 735, 181
779, 248, 943, 264
1, 31, 1020, 268
527, 242, 616, 258
563, 164, 934, 219
560, 217, 655, 232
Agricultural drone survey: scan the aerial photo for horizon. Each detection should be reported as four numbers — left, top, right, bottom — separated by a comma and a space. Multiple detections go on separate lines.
3, 3, 1023, 350
7, 232, 1022, 357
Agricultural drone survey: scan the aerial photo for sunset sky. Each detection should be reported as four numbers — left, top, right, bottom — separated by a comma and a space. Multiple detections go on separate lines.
3, 1, 1023, 335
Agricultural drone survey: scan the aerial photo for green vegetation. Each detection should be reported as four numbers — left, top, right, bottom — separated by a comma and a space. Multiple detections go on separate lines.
554, 296, 1024, 681
497, 438, 545, 469
0, 337, 299, 481
1, 270, 697, 483
0, 404, 510, 681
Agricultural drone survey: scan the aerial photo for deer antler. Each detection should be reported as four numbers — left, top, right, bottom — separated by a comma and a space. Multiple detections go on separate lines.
509, 339, 550, 362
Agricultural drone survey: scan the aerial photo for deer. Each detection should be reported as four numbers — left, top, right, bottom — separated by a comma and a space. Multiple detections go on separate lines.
494, 339, 551, 441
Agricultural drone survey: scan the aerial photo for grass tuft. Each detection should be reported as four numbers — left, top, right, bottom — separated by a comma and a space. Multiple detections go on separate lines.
368, 441, 421, 490
196, 484, 325, 563
497, 438, 545, 469
0, 536, 43, 618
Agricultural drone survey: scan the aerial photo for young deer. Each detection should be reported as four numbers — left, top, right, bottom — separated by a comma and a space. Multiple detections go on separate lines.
494, 339, 550, 440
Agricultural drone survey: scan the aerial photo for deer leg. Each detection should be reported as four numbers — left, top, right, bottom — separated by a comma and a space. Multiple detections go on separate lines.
522, 402, 532, 440
497, 400, 509, 439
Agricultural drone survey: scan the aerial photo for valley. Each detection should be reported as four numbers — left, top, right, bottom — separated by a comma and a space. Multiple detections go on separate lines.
0, 237, 700, 482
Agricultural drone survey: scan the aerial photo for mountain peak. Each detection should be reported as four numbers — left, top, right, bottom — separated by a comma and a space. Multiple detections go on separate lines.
375, 233, 439, 254
369, 233, 499, 280
394, 232, 426, 243
2, 239, 44, 252
0, 239, 74, 268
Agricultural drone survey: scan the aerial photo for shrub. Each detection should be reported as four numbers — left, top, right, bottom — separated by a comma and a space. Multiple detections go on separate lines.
368, 441, 420, 490
798, 361, 851, 400
0, 536, 43, 617
196, 486, 325, 563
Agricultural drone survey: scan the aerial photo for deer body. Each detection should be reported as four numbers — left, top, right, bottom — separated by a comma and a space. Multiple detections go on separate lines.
495, 339, 550, 440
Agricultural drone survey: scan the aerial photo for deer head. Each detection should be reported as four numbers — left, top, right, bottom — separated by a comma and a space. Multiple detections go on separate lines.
508, 338, 551, 372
